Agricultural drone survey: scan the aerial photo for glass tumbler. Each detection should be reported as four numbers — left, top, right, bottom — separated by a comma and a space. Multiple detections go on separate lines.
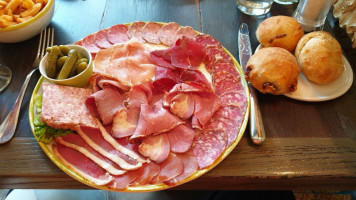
237, 0, 274, 16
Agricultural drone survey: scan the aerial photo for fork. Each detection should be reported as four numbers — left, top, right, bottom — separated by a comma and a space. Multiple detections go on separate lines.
0, 27, 54, 144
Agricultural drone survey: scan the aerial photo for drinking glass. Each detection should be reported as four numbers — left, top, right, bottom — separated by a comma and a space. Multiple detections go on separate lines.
237, 0, 274, 15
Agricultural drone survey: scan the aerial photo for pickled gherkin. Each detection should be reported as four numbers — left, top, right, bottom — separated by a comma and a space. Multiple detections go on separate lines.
57, 49, 78, 79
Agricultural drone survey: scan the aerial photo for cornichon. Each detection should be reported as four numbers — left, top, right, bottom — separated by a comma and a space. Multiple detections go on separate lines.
57, 49, 78, 79
56, 56, 67, 71
46, 46, 61, 78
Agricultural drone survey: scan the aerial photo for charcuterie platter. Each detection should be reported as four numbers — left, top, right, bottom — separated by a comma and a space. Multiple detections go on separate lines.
29, 22, 249, 192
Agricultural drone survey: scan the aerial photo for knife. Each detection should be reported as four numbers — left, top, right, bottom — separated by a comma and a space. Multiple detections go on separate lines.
238, 23, 265, 145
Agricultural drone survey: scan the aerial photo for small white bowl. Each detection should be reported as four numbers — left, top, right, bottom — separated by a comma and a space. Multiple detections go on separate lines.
0, 0, 55, 43
39, 45, 93, 87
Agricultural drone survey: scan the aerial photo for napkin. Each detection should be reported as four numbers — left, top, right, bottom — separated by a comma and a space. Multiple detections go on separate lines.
334, 0, 356, 48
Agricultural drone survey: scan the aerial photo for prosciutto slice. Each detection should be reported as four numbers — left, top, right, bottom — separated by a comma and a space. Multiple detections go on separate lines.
52, 143, 113, 186
152, 153, 183, 183
153, 66, 181, 92
139, 133, 170, 164
86, 87, 124, 125
171, 36, 206, 69
55, 134, 126, 175
150, 46, 175, 69
167, 123, 195, 153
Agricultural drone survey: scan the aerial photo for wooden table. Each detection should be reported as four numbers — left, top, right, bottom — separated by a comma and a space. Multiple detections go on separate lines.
1, 0, 356, 190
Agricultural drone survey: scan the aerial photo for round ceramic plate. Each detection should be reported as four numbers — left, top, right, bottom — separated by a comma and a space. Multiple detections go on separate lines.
28, 24, 250, 192
256, 45, 353, 102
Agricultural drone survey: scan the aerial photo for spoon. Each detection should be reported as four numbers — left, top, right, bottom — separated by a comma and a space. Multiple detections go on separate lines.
0, 64, 12, 92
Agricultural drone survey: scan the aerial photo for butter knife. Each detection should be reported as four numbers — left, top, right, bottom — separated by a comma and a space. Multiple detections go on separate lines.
238, 23, 265, 145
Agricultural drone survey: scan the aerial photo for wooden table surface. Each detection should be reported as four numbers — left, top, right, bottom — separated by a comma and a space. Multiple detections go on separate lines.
1, 0, 356, 190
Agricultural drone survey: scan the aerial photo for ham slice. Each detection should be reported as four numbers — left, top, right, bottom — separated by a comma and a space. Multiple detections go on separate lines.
107, 24, 129, 44
75, 126, 142, 170
107, 170, 141, 190
85, 87, 124, 125
41, 83, 97, 130
94, 28, 113, 49
55, 134, 126, 176
130, 100, 184, 141
139, 133, 170, 164
132, 162, 160, 186
127, 81, 153, 108
52, 143, 113, 186
91, 74, 131, 92
167, 123, 195, 153
94, 40, 156, 87
191, 129, 227, 169
165, 153, 198, 185
152, 153, 183, 183
171, 36, 206, 69
112, 107, 139, 138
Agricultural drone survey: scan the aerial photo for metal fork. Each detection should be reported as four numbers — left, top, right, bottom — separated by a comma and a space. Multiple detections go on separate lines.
0, 27, 54, 144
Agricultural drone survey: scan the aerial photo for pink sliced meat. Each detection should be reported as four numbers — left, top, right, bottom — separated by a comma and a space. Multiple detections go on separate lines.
150, 46, 175, 69
214, 106, 243, 121
180, 69, 212, 91
153, 66, 181, 92
171, 36, 206, 69
213, 71, 242, 96
192, 93, 222, 128
219, 90, 247, 109
41, 83, 97, 130
107, 170, 141, 190
168, 93, 194, 119
206, 117, 240, 147
152, 153, 183, 183
159, 22, 181, 46
52, 143, 113, 186
81, 33, 102, 57
163, 83, 211, 106
73, 39, 83, 46
75, 126, 141, 170
132, 162, 160, 186
112, 107, 140, 138
55, 134, 126, 176
139, 133, 170, 164
191, 129, 228, 169
93, 75, 131, 92
127, 21, 146, 43
204, 46, 233, 66
107, 24, 129, 44
94, 28, 113, 49
142, 22, 163, 44
167, 124, 195, 153
209, 62, 239, 77
195, 34, 222, 48
176, 26, 197, 40
130, 100, 184, 141
127, 81, 154, 108
165, 153, 198, 185
85, 87, 124, 125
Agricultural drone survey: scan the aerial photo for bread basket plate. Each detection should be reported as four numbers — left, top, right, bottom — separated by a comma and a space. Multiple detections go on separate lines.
256, 45, 353, 102
28, 22, 250, 192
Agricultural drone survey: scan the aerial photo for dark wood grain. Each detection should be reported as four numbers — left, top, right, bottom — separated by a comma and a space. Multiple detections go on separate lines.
1, 0, 356, 190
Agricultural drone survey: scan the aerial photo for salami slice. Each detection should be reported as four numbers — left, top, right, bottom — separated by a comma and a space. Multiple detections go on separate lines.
159, 22, 181, 46
142, 22, 163, 44
209, 62, 239, 77
107, 24, 129, 44
214, 106, 243, 122
195, 34, 222, 48
213, 71, 242, 96
206, 117, 240, 147
127, 21, 146, 43
82, 33, 102, 57
204, 46, 233, 67
176, 26, 197, 39
219, 90, 246, 109
191, 129, 227, 169
94, 28, 113, 49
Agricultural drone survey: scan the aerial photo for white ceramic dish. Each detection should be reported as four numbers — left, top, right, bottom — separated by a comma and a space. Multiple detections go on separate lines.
0, 0, 55, 43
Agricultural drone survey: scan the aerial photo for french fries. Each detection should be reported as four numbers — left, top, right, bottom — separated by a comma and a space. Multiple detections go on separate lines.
0, 0, 47, 28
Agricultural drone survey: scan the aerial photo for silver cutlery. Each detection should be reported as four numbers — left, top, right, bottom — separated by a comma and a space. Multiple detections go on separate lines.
0, 27, 54, 144
238, 23, 266, 145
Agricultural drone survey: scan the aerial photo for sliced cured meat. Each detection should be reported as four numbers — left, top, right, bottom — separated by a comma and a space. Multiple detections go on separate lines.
81, 33, 102, 57
112, 107, 139, 138
75, 125, 142, 170
94, 28, 113, 49
208, 62, 239, 77
213, 71, 242, 96
139, 133, 170, 164
206, 117, 240, 147
94, 40, 156, 87
107, 24, 129, 44
127, 81, 153, 108
167, 124, 195, 153
94, 76, 131, 92
153, 66, 181, 92
180, 69, 212, 90
195, 34, 222, 48
55, 134, 126, 176
214, 106, 243, 121
86, 87, 124, 125
171, 36, 206, 69
159, 22, 181, 46
176, 26, 197, 40
219, 90, 246, 109
52, 143, 113, 186
163, 83, 211, 106
165, 153, 198, 185
41, 83, 97, 130
132, 162, 160, 186
152, 153, 183, 183
127, 21, 146, 43
130, 100, 184, 141
73, 39, 83, 46
191, 129, 227, 169
150, 46, 175, 69
107, 170, 140, 190
192, 93, 221, 128
169, 93, 194, 119
204, 46, 233, 67
142, 22, 163, 44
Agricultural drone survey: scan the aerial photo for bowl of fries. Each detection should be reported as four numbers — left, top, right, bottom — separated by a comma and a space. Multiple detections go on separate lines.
0, 0, 54, 43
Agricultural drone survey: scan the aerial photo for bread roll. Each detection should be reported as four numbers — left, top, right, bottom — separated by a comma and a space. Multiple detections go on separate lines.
256, 16, 304, 52
295, 31, 344, 85
245, 47, 300, 95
